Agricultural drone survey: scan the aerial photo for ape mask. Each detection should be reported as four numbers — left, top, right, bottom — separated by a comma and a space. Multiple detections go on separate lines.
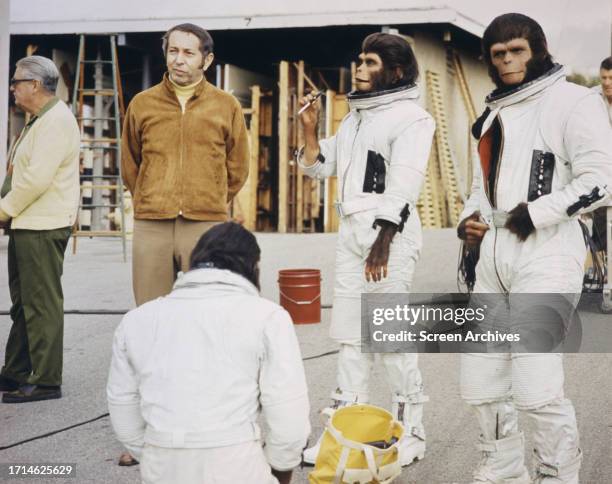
483, 13, 555, 90
356, 32, 419, 93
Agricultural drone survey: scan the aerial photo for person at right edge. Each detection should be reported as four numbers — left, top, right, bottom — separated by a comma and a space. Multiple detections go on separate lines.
457, 13, 612, 484
589, 56, 612, 256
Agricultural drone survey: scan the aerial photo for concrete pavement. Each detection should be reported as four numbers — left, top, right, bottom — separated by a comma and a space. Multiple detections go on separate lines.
0, 230, 610, 483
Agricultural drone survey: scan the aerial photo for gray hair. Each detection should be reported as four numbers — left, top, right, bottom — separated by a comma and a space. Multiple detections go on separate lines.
16, 55, 59, 93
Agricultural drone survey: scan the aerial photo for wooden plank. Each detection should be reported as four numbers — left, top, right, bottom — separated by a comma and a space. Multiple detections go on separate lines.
277, 61, 289, 233
452, 51, 477, 194
293, 62, 318, 92
79, 89, 116, 96
234, 86, 260, 230
246, 86, 260, 230
296, 61, 305, 232
258, 93, 274, 231
324, 90, 333, 232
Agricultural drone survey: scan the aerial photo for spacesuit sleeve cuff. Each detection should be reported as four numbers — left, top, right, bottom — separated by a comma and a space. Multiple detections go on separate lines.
295, 146, 325, 170
373, 214, 401, 225
375, 199, 411, 228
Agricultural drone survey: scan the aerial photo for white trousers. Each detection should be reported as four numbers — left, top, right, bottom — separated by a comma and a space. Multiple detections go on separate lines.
461, 352, 579, 467
330, 209, 421, 341
329, 210, 424, 407
335, 341, 424, 405
462, 237, 583, 474
140, 441, 279, 484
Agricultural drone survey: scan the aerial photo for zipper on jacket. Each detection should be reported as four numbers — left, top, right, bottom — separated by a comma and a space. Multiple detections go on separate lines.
173, 89, 191, 217
490, 116, 508, 295
178, 95, 197, 216
341, 116, 362, 202
492, 228, 509, 295
179, 110, 184, 216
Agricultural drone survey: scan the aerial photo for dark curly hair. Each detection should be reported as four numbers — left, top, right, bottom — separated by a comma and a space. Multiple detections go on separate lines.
362, 32, 419, 89
482, 13, 554, 87
190, 222, 261, 290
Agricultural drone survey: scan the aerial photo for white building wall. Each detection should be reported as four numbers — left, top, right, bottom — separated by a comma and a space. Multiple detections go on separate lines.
411, 29, 492, 195
1, 1, 9, 178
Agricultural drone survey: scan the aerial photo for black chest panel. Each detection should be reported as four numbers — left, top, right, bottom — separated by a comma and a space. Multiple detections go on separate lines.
527, 150, 555, 202
363, 150, 386, 194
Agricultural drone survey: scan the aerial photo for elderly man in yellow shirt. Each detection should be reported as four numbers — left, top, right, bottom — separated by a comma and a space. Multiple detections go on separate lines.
0, 56, 80, 404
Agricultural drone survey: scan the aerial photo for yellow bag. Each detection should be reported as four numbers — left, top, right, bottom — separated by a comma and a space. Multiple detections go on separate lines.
308, 404, 404, 484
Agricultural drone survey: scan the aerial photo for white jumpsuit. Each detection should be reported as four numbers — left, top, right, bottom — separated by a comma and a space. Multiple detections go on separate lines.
107, 268, 311, 484
299, 84, 435, 462
460, 66, 612, 483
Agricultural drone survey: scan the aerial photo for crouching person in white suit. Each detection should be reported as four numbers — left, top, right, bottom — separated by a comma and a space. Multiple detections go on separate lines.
107, 222, 311, 484
297, 33, 435, 467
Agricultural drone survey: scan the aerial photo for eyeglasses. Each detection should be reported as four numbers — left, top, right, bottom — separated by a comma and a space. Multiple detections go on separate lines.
9, 78, 36, 86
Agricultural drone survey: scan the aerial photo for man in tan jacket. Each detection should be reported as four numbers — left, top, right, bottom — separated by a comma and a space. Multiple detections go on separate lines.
122, 23, 249, 306
0, 56, 79, 403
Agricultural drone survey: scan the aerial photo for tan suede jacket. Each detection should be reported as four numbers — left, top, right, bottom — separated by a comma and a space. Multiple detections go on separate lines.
121, 74, 249, 220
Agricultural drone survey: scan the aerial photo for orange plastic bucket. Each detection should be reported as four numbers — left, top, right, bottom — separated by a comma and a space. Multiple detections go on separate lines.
278, 269, 321, 324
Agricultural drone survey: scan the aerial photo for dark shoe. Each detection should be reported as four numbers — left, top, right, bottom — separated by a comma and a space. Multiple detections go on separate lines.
2, 384, 62, 403
118, 452, 139, 466
0, 375, 19, 392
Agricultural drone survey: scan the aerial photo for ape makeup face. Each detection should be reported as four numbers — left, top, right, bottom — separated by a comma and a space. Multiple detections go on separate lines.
483, 14, 555, 89
356, 32, 418, 93
355, 52, 407, 93
355, 52, 385, 92
489, 38, 533, 86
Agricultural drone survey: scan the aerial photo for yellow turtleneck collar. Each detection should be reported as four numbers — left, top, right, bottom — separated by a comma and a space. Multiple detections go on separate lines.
169, 75, 203, 113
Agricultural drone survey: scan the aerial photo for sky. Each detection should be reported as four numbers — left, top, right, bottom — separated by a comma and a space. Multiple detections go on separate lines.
449, 0, 611, 75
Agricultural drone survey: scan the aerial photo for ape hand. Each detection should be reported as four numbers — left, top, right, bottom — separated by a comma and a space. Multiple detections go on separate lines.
365, 220, 398, 282
457, 211, 489, 248
505, 203, 535, 241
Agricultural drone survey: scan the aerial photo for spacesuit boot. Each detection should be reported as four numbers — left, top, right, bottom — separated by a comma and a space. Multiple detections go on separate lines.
528, 396, 581, 484
470, 401, 530, 484
392, 393, 427, 466
533, 448, 581, 484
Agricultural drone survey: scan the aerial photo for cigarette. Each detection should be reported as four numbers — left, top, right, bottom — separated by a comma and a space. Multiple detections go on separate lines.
298, 91, 323, 115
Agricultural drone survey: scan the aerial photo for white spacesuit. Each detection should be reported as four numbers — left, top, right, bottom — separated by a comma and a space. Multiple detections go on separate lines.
460, 65, 612, 483
107, 268, 311, 484
298, 84, 435, 466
